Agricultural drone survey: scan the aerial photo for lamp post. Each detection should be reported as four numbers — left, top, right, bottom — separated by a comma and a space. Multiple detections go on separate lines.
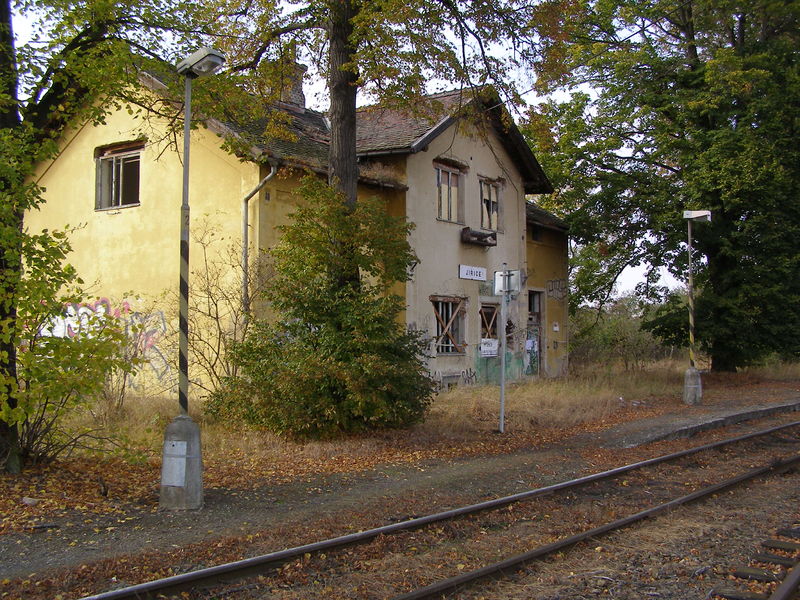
682, 209, 711, 406
160, 47, 225, 511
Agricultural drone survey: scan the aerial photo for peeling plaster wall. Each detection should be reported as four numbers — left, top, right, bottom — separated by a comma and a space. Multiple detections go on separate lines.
404, 121, 529, 383
526, 226, 570, 377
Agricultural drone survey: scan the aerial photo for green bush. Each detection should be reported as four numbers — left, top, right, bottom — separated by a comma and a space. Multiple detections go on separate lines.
207, 178, 434, 439
0, 230, 135, 466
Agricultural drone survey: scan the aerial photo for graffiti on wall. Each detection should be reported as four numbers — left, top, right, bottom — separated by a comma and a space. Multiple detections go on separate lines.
546, 279, 568, 300
42, 298, 173, 386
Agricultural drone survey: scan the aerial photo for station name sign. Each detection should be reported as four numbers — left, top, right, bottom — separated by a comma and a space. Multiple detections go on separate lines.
459, 265, 487, 281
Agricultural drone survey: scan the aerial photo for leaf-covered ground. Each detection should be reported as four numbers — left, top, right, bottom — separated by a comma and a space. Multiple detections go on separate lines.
0, 376, 798, 599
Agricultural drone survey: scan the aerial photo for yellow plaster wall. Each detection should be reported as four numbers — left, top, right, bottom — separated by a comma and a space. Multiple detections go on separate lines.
28, 107, 261, 305
26, 105, 262, 394
526, 227, 569, 376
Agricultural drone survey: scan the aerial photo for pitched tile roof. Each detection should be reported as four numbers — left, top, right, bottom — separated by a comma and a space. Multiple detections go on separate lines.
355, 89, 468, 154
526, 203, 569, 231
221, 87, 553, 194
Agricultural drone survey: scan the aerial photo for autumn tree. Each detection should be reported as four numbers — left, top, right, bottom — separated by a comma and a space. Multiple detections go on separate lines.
200, 0, 549, 431
525, 0, 800, 370
0, 0, 225, 472
207, 178, 434, 438
205, 0, 544, 203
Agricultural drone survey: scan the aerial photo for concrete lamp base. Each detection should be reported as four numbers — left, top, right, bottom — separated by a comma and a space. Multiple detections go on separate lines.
682, 367, 703, 406
159, 414, 203, 510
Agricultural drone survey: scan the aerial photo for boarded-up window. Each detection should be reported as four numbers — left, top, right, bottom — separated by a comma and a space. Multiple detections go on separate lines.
479, 304, 498, 339
431, 296, 465, 354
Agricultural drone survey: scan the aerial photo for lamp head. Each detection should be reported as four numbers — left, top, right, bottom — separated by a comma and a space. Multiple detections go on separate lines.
683, 210, 711, 222
177, 47, 226, 78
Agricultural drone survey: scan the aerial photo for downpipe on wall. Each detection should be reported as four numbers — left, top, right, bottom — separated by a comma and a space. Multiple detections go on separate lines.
241, 161, 278, 319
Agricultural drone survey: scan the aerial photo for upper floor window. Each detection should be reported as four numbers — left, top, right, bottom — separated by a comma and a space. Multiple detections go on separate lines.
435, 164, 462, 223
96, 143, 143, 210
480, 180, 500, 231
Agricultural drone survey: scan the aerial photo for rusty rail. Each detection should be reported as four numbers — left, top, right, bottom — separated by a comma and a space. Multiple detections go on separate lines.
393, 454, 800, 600
80, 421, 800, 600
769, 562, 800, 600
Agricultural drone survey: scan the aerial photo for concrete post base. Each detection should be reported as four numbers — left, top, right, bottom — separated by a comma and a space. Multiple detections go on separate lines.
682, 367, 702, 406
159, 414, 203, 510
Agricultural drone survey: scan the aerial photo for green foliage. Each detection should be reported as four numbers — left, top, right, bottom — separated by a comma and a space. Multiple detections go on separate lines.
641, 293, 689, 351
207, 178, 434, 439
1, 0, 230, 471
0, 231, 136, 465
524, 0, 800, 370
570, 295, 674, 372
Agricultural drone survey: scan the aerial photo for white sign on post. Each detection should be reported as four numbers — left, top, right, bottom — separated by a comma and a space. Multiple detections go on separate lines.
459, 265, 487, 281
493, 269, 521, 295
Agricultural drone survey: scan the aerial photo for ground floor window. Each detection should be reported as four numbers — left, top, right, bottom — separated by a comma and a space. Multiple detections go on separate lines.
479, 304, 498, 339
431, 296, 465, 354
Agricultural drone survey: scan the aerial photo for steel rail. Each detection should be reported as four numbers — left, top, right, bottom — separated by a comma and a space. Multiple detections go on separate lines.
80, 420, 800, 600
769, 562, 800, 600
393, 453, 800, 600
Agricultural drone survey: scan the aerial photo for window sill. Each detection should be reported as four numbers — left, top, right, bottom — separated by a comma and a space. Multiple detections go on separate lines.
95, 203, 141, 213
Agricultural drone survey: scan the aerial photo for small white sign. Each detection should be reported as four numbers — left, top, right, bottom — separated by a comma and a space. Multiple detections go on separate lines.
161, 440, 187, 487
493, 270, 521, 294
480, 338, 499, 357
552, 321, 560, 332
459, 265, 487, 281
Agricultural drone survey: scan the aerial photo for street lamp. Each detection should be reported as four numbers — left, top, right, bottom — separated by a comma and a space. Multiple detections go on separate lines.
160, 47, 226, 511
682, 209, 711, 406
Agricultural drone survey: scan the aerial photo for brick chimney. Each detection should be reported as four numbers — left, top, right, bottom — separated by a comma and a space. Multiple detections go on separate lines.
280, 61, 307, 108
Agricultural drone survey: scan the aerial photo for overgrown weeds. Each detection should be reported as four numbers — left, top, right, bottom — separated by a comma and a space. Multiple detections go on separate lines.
81, 357, 800, 470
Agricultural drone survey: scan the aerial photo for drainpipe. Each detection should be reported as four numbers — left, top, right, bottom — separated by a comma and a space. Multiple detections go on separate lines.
242, 161, 278, 319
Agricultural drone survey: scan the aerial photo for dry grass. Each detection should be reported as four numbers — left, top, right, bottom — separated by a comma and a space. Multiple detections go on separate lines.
424, 360, 684, 433
100, 358, 800, 469
741, 360, 800, 381
102, 361, 688, 465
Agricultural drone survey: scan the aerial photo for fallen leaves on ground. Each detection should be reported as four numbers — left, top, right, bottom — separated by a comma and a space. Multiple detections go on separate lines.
1, 380, 788, 536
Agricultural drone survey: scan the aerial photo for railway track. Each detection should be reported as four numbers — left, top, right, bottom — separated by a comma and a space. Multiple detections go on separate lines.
712, 525, 800, 600
80, 420, 800, 600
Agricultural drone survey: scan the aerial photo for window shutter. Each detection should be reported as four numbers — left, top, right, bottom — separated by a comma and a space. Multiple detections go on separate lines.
95, 156, 105, 209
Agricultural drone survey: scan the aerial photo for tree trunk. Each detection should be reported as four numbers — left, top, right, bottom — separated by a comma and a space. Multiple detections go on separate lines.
0, 0, 22, 473
327, 0, 358, 209
326, 0, 361, 293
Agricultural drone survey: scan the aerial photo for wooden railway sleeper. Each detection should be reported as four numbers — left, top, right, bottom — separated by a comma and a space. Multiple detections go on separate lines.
712, 526, 800, 600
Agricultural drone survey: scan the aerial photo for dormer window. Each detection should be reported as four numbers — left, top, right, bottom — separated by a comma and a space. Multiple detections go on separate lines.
96, 143, 143, 210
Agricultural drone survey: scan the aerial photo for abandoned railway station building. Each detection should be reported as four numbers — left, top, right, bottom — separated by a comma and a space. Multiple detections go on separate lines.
26, 72, 569, 393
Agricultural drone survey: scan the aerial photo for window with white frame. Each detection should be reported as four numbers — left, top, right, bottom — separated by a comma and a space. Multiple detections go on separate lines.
431, 296, 465, 354
480, 179, 500, 230
435, 164, 462, 223
96, 143, 143, 210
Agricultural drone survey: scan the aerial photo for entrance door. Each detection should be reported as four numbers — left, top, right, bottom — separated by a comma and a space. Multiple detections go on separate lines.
527, 290, 544, 376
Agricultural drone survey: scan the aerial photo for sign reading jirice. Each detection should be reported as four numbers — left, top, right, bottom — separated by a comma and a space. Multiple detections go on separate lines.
459, 265, 487, 281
